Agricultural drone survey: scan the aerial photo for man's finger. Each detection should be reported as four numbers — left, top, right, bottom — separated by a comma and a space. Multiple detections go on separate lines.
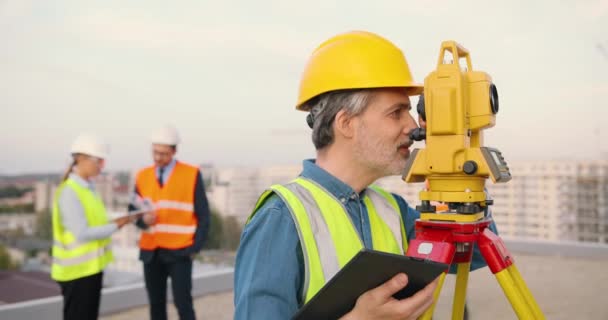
396, 277, 439, 316
371, 273, 409, 300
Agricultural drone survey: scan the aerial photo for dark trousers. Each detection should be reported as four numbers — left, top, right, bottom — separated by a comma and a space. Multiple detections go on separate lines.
57, 272, 103, 320
144, 255, 195, 320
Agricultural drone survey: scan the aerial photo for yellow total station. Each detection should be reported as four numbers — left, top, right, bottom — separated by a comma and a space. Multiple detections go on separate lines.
403, 41, 511, 221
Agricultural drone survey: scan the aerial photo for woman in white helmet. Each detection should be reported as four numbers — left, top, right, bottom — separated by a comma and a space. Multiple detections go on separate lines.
51, 134, 132, 320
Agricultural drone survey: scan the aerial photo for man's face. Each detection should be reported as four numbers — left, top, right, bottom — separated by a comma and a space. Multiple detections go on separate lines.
152, 144, 175, 167
352, 88, 418, 176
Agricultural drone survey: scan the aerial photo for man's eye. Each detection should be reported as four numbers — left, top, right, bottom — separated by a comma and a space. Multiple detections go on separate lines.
390, 110, 402, 118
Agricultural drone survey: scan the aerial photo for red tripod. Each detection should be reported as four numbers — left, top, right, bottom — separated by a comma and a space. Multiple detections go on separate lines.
405, 216, 544, 319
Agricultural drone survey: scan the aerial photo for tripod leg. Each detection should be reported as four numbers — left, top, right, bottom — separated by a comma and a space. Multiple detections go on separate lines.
495, 268, 536, 319
479, 229, 544, 319
507, 264, 544, 319
419, 272, 447, 320
452, 263, 470, 320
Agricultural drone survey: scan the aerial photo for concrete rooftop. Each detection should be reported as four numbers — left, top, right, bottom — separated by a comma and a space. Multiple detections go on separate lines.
100, 252, 608, 320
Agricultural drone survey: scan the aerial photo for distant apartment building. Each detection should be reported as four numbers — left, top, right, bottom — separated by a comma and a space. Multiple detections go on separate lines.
95, 174, 118, 210
109, 221, 141, 273
34, 174, 119, 212
34, 181, 56, 212
487, 160, 608, 244
206, 165, 302, 222
108, 159, 608, 271
375, 159, 608, 244
0, 213, 36, 235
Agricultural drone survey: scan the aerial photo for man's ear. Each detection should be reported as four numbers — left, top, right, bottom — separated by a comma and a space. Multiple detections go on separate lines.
334, 109, 356, 139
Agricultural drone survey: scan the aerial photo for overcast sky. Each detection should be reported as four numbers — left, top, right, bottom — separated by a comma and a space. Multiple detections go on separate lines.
1, 0, 606, 174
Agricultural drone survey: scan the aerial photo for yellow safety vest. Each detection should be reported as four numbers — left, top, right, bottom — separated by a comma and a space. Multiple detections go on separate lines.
249, 177, 408, 303
51, 178, 114, 281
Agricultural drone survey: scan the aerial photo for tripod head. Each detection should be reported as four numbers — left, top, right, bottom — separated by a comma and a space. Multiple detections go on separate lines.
403, 41, 511, 217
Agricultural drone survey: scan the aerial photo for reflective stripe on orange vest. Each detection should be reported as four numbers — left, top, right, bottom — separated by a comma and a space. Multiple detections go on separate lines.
136, 161, 199, 250
145, 224, 197, 234
155, 200, 194, 212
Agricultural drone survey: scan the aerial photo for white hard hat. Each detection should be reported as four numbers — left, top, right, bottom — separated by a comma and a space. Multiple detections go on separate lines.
70, 134, 109, 158
150, 125, 181, 145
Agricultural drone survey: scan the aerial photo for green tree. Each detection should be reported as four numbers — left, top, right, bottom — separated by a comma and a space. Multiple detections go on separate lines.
221, 216, 242, 251
0, 203, 35, 213
3, 226, 25, 239
0, 185, 30, 198
0, 243, 18, 270
203, 208, 223, 250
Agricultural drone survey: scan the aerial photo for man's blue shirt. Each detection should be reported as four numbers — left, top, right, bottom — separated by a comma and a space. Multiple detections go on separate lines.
234, 159, 494, 319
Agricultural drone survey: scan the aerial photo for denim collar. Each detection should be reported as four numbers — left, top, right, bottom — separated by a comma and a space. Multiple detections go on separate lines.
300, 159, 366, 201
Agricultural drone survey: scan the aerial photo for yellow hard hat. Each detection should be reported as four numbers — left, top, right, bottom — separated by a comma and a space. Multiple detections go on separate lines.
296, 31, 423, 111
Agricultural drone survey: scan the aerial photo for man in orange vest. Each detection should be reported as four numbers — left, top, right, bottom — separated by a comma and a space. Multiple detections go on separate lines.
132, 125, 210, 320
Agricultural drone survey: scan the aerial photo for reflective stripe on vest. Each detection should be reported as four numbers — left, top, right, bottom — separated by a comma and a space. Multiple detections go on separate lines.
249, 177, 407, 303
137, 162, 198, 250
52, 242, 112, 266
367, 186, 408, 253
155, 200, 194, 212
51, 179, 114, 281
145, 224, 197, 234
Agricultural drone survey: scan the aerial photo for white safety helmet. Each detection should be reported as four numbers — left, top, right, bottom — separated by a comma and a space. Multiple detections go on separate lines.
150, 125, 181, 145
70, 134, 109, 159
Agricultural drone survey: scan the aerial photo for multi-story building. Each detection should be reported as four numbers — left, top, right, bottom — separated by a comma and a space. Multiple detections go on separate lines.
34, 181, 56, 213
484, 160, 608, 243
375, 160, 608, 244
0, 213, 37, 235
34, 174, 118, 212
107, 158, 608, 273
206, 165, 302, 223
109, 220, 141, 273
94, 174, 117, 210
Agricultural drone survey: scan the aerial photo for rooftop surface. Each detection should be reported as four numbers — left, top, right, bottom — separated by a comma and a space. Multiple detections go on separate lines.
100, 251, 608, 320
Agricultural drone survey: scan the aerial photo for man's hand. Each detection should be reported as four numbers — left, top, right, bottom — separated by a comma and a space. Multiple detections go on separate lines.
113, 216, 133, 229
340, 273, 438, 320
142, 212, 156, 226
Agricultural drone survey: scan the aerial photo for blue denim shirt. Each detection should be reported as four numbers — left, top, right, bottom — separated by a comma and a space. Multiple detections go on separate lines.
234, 159, 494, 320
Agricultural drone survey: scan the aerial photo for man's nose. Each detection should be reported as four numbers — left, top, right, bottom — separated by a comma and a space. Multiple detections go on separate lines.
403, 115, 418, 135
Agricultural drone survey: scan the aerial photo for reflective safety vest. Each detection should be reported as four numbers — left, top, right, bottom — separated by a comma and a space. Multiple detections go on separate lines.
248, 177, 408, 303
51, 178, 114, 282
137, 162, 198, 250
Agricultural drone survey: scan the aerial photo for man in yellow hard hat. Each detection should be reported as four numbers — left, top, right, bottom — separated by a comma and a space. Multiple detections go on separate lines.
234, 31, 490, 319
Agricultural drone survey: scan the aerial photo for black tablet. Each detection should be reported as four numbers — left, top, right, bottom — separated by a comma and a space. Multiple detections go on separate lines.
292, 249, 448, 320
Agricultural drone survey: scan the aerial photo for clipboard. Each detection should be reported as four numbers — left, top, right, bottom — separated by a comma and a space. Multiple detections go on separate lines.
115, 209, 146, 221
292, 249, 448, 320
127, 211, 145, 220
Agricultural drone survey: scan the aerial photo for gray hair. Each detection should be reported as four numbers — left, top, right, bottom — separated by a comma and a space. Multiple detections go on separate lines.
304, 89, 376, 150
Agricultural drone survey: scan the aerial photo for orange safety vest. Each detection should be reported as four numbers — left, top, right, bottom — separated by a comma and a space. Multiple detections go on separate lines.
136, 161, 199, 250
